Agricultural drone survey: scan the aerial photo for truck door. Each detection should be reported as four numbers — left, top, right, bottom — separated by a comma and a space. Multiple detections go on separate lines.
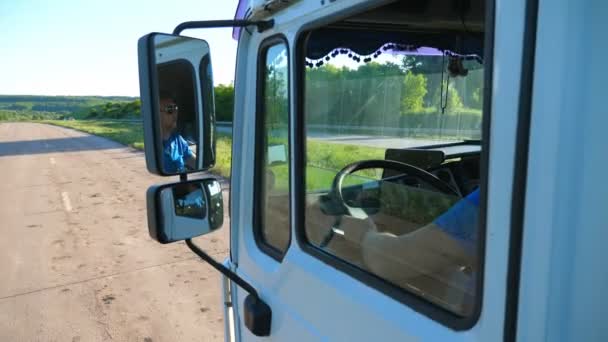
228, 0, 536, 340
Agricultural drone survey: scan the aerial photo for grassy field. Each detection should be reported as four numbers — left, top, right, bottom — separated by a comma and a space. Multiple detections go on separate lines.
43, 119, 387, 186
0, 95, 137, 119
1, 110, 62, 121
44, 120, 145, 148
44, 120, 233, 178
40, 119, 458, 223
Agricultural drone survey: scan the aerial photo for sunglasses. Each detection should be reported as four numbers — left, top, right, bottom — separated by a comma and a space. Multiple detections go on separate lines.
161, 104, 179, 114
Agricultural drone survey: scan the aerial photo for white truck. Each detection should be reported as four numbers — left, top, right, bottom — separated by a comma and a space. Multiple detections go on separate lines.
137, 0, 608, 341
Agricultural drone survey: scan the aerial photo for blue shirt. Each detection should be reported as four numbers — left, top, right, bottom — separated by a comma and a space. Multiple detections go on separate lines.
162, 133, 193, 173
433, 188, 480, 254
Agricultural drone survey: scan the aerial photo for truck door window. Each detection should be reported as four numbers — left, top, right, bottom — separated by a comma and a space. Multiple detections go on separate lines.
299, 3, 487, 319
254, 39, 291, 258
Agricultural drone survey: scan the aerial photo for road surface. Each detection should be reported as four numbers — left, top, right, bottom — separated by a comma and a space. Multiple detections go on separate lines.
0, 122, 229, 342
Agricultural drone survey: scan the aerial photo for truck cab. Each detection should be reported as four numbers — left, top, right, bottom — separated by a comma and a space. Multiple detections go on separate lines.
138, 0, 608, 341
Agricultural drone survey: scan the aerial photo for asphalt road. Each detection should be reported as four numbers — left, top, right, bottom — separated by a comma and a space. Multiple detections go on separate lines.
0, 122, 229, 342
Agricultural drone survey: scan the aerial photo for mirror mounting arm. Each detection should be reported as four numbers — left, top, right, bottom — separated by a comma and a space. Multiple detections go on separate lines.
186, 238, 272, 336
173, 20, 275, 35
186, 239, 272, 336
185, 238, 259, 299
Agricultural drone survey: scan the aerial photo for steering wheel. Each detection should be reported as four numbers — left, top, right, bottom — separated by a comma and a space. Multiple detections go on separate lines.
319, 159, 460, 248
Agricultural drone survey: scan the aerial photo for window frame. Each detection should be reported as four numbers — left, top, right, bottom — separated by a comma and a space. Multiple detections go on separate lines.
293, 1, 495, 330
253, 35, 292, 262
198, 54, 216, 169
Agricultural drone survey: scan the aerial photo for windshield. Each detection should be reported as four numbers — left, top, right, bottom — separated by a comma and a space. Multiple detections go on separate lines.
305, 45, 483, 149
301, 28, 486, 316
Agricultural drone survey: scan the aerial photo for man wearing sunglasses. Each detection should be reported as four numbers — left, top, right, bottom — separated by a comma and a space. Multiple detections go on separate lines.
159, 92, 196, 173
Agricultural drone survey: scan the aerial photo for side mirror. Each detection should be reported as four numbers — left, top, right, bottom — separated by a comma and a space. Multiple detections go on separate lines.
138, 33, 216, 176
146, 178, 224, 243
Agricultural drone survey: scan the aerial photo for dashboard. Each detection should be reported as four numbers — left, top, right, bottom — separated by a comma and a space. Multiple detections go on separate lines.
319, 142, 481, 216
384, 142, 481, 197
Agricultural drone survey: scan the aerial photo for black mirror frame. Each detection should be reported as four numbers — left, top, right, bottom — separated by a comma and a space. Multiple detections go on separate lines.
146, 177, 223, 244
137, 32, 216, 176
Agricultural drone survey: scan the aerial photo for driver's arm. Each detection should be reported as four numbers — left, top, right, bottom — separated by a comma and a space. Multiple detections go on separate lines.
185, 151, 197, 170
178, 135, 196, 170
360, 189, 479, 284
361, 224, 475, 284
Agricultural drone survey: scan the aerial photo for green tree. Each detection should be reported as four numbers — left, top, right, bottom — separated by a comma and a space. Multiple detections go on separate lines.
7, 104, 28, 111
87, 108, 98, 118
123, 100, 140, 116
447, 86, 463, 111
305, 64, 343, 126
470, 87, 482, 109
401, 56, 423, 73
265, 64, 288, 130
356, 62, 403, 78
214, 84, 234, 122
431, 81, 464, 113
401, 71, 428, 113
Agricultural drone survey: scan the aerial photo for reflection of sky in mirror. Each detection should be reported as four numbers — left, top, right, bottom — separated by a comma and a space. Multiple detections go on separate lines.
206, 181, 221, 196
154, 35, 210, 65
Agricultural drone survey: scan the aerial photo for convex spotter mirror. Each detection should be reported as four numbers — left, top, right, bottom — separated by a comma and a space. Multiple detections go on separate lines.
138, 33, 216, 176
146, 178, 224, 244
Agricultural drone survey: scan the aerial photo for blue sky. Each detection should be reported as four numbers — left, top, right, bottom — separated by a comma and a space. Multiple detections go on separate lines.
0, 0, 239, 96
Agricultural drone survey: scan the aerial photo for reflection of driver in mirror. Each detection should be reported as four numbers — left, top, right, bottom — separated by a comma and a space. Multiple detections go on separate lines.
159, 91, 197, 173
173, 183, 205, 219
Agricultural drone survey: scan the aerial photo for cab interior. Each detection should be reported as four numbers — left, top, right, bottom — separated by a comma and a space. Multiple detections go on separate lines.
262, 0, 486, 316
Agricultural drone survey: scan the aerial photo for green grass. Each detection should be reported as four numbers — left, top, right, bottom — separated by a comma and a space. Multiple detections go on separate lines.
41, 119, 390, 184
212, 135, 232, 177
44, 120, 144, 149
41, 120, 458, 224
43, 119, 234, 178
305, 140, 385, 190
307, 140, 385, 170
0, 110, 61, 121
258, 138, 387, 192
0, 95, 137, 118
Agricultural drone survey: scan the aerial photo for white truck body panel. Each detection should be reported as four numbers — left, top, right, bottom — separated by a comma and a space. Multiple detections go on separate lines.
227, 0, 532, 340
517, 0, 608, 341
220, 0, 608, 340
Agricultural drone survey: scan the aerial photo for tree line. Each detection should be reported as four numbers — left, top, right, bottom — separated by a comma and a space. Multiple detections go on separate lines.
302, 58, 483, 138
0, 95, 137, 120
0, 90, 235, 121
1, 57, 484, 136
82, 85, 236, 121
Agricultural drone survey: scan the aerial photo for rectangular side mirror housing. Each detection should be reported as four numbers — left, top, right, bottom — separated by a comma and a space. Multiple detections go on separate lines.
138, 33, 216, 176
146, 178, 224, 243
